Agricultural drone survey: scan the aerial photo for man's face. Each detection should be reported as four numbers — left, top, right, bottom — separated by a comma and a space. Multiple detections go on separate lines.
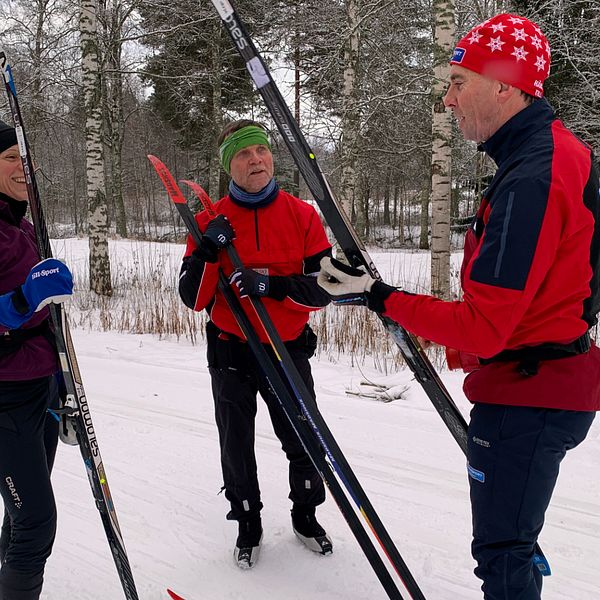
229, 143, 274, 194
0, 145, 27, 200
443, 65, 504, 143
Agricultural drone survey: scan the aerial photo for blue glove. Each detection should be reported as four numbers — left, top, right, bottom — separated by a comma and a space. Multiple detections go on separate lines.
0, 258, 74, 329
229, 268, 269, 298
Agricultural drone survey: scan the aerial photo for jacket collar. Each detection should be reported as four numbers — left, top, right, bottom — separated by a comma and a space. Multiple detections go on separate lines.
228, 178, 280, 209
0, 192, 27, 225
480, 98, 555, 167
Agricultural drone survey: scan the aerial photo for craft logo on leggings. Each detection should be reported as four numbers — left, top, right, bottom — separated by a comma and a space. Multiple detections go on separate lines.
5, 476, 22, 509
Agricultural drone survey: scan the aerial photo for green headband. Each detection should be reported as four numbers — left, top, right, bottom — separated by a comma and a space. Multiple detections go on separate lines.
219, 125, 271, 174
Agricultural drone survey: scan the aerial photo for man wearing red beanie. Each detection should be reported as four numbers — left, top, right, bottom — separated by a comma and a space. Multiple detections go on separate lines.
318, 13, 600, 600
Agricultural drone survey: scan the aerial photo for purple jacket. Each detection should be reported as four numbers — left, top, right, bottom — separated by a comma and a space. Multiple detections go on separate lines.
0, 193, 58, 381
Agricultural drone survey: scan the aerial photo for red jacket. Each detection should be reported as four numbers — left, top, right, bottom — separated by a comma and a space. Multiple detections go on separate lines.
182, 190, 331, 342
380, 100, 600, 411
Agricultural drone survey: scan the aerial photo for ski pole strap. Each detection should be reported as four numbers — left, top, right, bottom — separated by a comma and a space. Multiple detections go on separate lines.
0, 319, 53, 356
479, 331, 591, 376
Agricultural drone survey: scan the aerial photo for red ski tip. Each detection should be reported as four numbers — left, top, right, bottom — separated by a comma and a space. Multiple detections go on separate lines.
167, 589, 186, 600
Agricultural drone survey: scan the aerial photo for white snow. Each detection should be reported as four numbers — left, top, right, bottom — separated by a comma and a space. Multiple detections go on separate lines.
23, 240, 600, 599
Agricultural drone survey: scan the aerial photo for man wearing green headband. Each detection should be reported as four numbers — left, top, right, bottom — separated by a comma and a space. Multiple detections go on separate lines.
218, 124, 271, 179
179, 119, 334, 569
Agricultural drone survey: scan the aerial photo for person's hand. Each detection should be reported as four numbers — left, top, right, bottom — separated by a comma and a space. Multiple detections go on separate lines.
194, 215, 235, 263
0, 258, 73, 329
204, 214, 235, 249
317, 257, 375, 305
317, 256, 398, 312
229, 268, 269, 298
20, 258, 73, 313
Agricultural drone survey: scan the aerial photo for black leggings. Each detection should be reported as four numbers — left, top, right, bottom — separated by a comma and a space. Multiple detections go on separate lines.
0, 376, 59, 600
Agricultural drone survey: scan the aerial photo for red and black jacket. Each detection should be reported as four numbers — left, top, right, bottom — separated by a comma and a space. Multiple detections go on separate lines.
179, 189, 332, 343
380, 99, 600, 410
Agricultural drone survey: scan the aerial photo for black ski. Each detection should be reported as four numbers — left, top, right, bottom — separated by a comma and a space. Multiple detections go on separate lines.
210, 0, 550, 576
149, 155, 426, 600
0, 50, 140, 599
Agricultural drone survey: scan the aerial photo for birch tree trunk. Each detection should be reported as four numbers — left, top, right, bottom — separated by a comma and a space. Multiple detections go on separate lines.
430, 0, 455, 298
104, 0, 127, 237
81, 0, 112, 296
338, 0, 361, 238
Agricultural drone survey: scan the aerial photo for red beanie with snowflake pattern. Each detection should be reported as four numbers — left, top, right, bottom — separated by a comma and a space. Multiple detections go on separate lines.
450, 14, 551, 98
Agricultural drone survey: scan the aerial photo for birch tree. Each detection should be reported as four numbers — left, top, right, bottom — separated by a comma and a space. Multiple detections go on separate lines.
81, 0, 112, 295
338, 0, 361, 234
101, 0, 127, 237
430, 0, 455, 298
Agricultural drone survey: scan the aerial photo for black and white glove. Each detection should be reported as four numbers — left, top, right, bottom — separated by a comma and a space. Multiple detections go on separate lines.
229, 268, 270, 298
317, 257, 397, 311
229, 268, 290, 300
317, 257, 374, 304
195, 215, 235, 263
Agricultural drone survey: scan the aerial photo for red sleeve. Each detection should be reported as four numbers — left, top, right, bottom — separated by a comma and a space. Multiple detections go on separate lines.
277, 205, 332, 314
303, 206, 331, 259
382, 180, 564, 358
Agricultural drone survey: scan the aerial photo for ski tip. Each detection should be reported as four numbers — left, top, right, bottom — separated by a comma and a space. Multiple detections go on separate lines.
167, 589, 186, 600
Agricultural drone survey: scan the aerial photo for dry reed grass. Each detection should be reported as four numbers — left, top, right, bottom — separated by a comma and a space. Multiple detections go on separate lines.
61, 240, 451, 372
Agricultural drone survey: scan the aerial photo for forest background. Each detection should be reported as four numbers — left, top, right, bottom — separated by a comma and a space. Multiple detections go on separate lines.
0, 0, 598, 359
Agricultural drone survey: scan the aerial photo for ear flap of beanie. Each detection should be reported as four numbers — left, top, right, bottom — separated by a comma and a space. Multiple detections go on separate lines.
0, 120, 18, 154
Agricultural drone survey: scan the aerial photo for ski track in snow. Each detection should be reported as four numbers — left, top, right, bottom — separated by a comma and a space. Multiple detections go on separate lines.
29, 329, 599, 600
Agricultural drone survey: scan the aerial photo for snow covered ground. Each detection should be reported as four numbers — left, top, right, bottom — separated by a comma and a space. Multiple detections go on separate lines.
26, 239, 600, 598
39, 329, 600, 600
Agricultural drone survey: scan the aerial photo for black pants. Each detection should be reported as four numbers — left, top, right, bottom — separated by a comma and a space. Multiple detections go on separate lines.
0, 376, 59, 600
467, 403, 595, 600
207, 323, 326, 522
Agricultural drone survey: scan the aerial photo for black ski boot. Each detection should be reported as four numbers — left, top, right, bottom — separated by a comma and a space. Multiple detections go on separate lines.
291, 505, 332, 555
234, 514, 263, 569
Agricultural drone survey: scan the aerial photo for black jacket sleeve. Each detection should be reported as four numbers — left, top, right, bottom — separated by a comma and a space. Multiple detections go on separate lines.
268, 247, 332, 307
179, 253, 211, 310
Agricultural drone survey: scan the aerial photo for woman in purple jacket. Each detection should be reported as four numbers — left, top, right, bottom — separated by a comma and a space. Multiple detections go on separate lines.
0, 120, 73, 600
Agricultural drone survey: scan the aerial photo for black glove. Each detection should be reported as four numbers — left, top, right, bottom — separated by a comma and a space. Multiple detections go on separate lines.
366, 279, 399, 313
195, 215, 235, 263
229, 268, 270, 298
